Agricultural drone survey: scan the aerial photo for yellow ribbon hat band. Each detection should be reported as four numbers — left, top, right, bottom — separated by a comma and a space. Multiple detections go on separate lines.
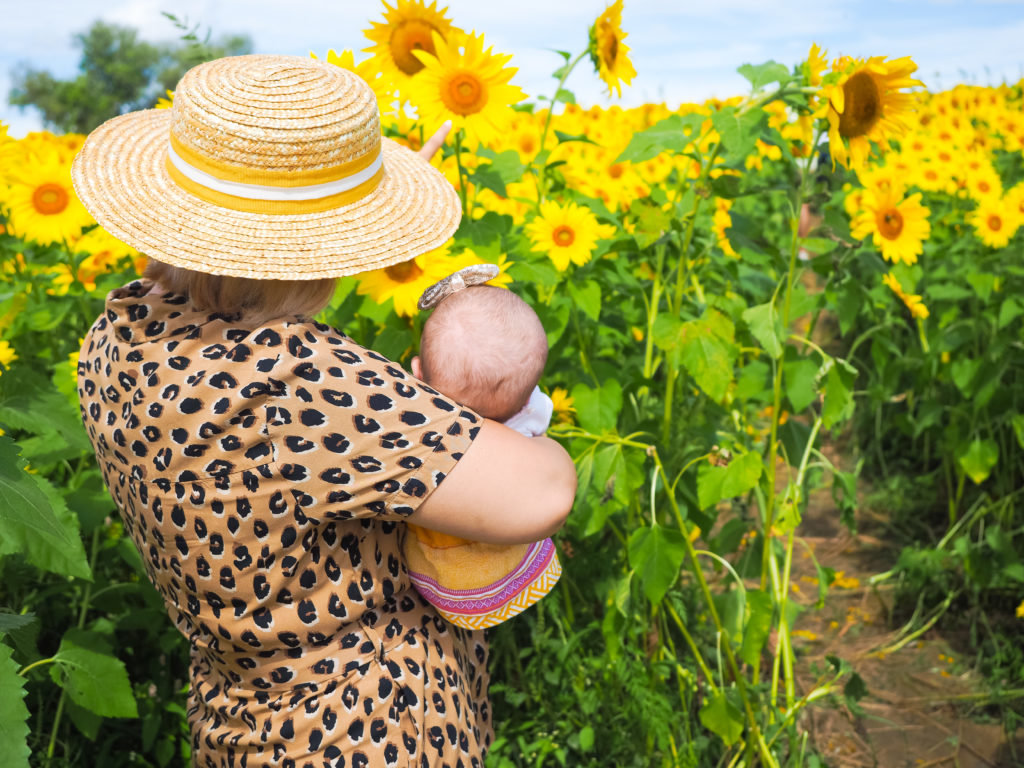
164, 139, 385, 214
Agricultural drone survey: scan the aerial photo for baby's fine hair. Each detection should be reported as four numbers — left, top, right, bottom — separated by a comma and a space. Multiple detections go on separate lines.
419, 286, 548, 422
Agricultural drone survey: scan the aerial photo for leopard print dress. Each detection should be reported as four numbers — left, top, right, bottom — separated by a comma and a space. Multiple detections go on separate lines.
77, 280, 492, 768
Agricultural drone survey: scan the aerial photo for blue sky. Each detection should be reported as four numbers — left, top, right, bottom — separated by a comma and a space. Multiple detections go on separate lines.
3, 0, 1024, 137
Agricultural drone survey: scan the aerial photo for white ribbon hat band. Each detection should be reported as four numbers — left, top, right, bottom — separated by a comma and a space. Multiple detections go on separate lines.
166, 142, 384, 202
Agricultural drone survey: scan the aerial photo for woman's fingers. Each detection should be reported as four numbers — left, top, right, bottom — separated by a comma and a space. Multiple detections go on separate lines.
418, 120, 452, 161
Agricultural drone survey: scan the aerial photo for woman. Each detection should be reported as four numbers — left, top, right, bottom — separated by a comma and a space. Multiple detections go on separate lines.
71, 54, 576, 768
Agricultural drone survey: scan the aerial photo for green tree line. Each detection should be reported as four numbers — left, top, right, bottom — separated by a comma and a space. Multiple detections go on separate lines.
8, 17, 252, 134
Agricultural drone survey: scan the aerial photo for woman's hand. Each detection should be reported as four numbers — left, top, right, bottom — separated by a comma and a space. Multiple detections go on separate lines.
412, 419, 577, 544
418, 120, 452, 161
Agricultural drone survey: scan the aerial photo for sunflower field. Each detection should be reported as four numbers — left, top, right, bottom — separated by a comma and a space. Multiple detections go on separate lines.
2, 1, 1024, 766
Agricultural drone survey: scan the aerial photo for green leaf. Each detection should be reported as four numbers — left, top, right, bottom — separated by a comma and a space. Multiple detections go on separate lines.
615, 113, 706, 163
742, 301, 785, 359
567, 280, 601, 323
578, 725, 595, 752
697, 451, 764, 510
821, 360, 855, 429
66, 698, 103, 740
1011, 414, 1024, 451
710, 106, 766, 165
676, 310, 736, 403
0, 644, 31, 768
471, 148, 527, 198
629, 200, 672, 249
51, 629, 137, 718
0, 387, 90, 452
774, 482, 802, 535
957, 439, 998, 485
571, 379, 622, 434
612, 571, 633, 617
0, 613, 34, 637
784, 358, 820, 413
735, 359, 771, 403
0, 437, 91, 579
589, 443, 642, 518
553, 130, 599, 146
0, 613, 39, 662
554, 87, 576, 105
699, 690, 744, 746
737, 60, 792, 91
998, 297, 1024, 329
627, 526, 688, 604
739, 589, 774, 667
949, 357, 980, 397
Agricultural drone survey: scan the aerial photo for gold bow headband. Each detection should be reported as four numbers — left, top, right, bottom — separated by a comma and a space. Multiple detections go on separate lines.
417, 263, 501, 311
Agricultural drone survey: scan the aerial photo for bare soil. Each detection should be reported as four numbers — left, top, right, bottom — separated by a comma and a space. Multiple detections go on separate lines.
787, 463, 1024, 767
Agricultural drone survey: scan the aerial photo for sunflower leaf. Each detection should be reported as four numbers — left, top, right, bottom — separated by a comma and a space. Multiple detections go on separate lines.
0, 436, 91, 579
737, 60, 793, 91
710, 106, 766, 165
0, 645, 31, 768
615, 113, 706, 163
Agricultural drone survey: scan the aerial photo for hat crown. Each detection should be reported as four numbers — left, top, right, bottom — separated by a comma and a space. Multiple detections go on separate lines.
169, 55, 381, 176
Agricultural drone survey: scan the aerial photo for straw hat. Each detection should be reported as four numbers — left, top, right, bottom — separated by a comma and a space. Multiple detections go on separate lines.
71, 54, 461, 280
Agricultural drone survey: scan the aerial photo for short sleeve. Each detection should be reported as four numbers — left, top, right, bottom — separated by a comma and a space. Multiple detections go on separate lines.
269, 322, 481, 522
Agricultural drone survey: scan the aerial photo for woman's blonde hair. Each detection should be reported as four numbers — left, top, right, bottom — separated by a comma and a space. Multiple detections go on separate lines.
144, 260, 337, 325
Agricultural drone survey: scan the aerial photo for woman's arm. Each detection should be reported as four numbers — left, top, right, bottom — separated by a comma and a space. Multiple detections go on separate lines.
411, 418, 577, 544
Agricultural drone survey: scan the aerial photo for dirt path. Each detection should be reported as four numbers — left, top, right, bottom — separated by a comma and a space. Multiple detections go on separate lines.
788, 474, 1024, 767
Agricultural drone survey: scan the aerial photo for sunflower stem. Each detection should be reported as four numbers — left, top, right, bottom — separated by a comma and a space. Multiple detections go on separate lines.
453, 130, 469, 215
536, 50, 588, 205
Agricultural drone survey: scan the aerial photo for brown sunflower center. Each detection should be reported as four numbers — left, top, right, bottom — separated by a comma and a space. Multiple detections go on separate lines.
608, 163, 624, 179
553, 225, 576, 247
441, 72, 486, 115
519, 136, 536, 155
33, 183, 69, 215
600, 29, 619, 67
988, 215, 1002, 232
390, 20, 438, 75
385, 260, 424, 283
977, 180, 991, 193
877, 208, 904, 240
837, 71, 882, 139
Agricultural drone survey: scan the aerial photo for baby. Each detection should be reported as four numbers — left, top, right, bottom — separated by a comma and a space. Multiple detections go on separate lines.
405, 271, 561, 629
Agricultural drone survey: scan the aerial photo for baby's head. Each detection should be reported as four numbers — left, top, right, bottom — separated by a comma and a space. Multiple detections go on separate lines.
412, 286, 547, 422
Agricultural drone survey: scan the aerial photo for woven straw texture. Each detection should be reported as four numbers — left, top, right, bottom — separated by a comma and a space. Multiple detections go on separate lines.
71, 55, 461, 280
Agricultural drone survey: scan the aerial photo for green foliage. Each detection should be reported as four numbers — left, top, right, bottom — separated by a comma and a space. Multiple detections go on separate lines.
7, 19, 251, 133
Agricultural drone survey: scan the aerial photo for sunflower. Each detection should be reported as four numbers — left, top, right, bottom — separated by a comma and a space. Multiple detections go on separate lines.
713, 198, 739, 258
967, 197, 1021, 249
882, 273, 929, 320
155, 90, 174, 109
824, 56, 922, 170
0, 339, 16, 371
548, 386, 576, 424
356, 243, 462, 318
850, 186, 930, 265
525, 200, 615, 271
408, 30, 526, 147
4, 147, 93, 245
363, 0, 457, 81
588, 0, 636, 98
805, 43, 828, 88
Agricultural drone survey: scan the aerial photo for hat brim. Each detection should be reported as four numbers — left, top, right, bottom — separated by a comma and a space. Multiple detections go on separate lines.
71, 109, 462, 280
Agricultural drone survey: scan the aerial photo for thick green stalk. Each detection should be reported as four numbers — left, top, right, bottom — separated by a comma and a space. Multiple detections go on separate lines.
453, 131, 469, 215
536, 50, 588, 204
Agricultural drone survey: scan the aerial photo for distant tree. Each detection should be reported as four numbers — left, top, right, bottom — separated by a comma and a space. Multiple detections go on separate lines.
8, 19, 252, 134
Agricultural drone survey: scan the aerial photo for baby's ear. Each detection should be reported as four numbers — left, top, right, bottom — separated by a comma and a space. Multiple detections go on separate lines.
410, 355, 422, 379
